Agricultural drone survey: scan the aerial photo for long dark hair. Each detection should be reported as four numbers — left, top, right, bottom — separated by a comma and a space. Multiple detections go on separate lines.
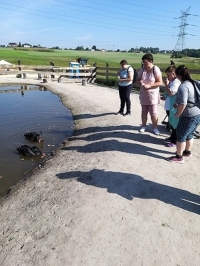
175, 65, 195, 86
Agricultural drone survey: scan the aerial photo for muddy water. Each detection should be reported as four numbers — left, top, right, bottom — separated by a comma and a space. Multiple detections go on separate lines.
0, 84, 74, 197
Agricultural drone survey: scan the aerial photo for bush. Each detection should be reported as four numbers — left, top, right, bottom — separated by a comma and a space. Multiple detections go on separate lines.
95, 77, 118, 87
105, 78, 117, 86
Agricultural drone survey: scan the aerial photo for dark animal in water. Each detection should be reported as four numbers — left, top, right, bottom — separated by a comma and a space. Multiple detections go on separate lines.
17, 145, 45, 157
24, 131, 43, 142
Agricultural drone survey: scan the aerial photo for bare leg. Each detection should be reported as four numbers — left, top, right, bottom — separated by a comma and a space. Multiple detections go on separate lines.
176, 141, 186, 156
151, 115, 158, 129
142, 113, 147, 126
185, 138, 193, 151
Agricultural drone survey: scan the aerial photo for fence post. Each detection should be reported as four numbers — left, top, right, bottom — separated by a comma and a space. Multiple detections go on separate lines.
18, 60, 21, 71
106, 63, 109, 82
87, 65, 97, 83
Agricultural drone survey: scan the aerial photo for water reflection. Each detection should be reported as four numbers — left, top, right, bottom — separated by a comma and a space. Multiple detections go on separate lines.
0, 84, 74, 197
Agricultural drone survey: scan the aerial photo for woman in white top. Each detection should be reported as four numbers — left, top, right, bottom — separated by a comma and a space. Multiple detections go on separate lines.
116, 60, 133, 116
164, 65, 181, 146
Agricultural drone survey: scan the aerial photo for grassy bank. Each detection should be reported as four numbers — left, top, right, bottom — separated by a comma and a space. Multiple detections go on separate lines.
1, 48, 200, 79
1, 48, 200, 67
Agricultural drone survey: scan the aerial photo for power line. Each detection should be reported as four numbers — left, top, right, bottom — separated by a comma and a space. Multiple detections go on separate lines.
31, 0, 176, 26
0, 3, 177, 36
53, 0, 178, 25
0, 1, 199, 50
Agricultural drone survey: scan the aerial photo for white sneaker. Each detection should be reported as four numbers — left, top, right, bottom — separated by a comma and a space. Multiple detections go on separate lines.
153, 128, 160, 135
139, 127, 146, 133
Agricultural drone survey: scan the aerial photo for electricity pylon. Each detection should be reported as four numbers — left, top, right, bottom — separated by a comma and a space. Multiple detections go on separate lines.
174, 7, 192, 51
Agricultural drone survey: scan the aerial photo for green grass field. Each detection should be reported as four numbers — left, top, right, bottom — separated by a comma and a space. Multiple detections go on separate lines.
1, 48, 200, 78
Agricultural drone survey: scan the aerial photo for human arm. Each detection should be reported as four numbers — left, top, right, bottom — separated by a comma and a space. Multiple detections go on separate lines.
174, 83, 188, 117
164, 78, 173, 96
174, 104, 186, 118
135, 68, 143, 86
142, 76, 162, 89
165, 78, 180, 96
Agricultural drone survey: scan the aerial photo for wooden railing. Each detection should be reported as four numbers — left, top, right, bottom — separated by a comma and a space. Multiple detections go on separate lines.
95, 64, 200, 88
1, 63, 200, 85
0, 65, 97, 83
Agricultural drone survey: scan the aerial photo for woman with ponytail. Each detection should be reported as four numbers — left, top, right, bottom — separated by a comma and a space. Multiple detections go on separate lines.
166, 65, 200, 163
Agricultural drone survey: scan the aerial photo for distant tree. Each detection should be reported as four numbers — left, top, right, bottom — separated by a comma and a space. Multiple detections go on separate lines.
92, 45, 96, 50
51, 46, 60, 50
116, 49, 120, 52
18, 42, 21, 47
76, 46, 84, 50
138, 46, 159, 53
85, 47, 90, 51
128, 48, 136, 52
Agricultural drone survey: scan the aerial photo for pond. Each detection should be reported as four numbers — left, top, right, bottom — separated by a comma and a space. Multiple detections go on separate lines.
0, 84, 74, 197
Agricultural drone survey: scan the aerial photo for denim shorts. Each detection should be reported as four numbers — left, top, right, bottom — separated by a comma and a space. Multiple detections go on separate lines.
176, 115, 200, 142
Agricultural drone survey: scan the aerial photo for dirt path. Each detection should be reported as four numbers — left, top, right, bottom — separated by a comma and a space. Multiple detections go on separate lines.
0, 77, 200, 266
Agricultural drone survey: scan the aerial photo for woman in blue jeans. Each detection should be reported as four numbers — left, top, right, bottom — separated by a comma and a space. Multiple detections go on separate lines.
166, 65, 200, 163
116, 60, 133, 116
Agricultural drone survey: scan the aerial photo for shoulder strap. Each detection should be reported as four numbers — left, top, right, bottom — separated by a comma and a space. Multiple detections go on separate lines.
153, 65, 155, 74
127, 65, 133, 72
139, 66, 154, 79
187, 80, 200, 107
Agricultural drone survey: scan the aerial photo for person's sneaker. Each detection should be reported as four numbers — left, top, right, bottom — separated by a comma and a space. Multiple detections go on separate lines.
153, 128, 160, 135
164, 137, 172, 143
165, 142, 176, 147
182, 150, 192, 157
166, 156, 184, 163
123, 112, 131, 116
115, 111, 124, 115
139, 127, 146, 133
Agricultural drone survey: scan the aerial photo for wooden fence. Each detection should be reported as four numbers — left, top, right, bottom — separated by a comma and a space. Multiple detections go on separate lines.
96, 63, 200, 85
0, 65, 97, 83
1, 63, 200, 85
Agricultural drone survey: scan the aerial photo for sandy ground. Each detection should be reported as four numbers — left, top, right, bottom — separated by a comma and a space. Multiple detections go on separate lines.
0, 76, 200, 266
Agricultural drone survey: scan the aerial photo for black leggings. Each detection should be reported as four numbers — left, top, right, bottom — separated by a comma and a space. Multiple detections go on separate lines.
118, 84, 132, 113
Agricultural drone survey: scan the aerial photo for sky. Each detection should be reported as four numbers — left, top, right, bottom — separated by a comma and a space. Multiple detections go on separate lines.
0, 0, 200, 51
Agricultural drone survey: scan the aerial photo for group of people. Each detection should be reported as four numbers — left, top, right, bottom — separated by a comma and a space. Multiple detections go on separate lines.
116, 53, 200, 163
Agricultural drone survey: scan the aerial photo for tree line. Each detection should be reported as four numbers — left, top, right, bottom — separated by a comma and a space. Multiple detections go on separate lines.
13, 42, 200, 58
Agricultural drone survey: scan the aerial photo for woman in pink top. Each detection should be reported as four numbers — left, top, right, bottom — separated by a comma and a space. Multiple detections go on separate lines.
137, 53, 163, 135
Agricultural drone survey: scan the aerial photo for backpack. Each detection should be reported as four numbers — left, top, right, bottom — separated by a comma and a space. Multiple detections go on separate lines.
133, 68, 138, 83
187, 80, 200, 109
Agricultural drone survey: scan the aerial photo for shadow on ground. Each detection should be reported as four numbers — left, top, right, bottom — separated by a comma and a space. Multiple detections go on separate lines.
56, 169, 200, 215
